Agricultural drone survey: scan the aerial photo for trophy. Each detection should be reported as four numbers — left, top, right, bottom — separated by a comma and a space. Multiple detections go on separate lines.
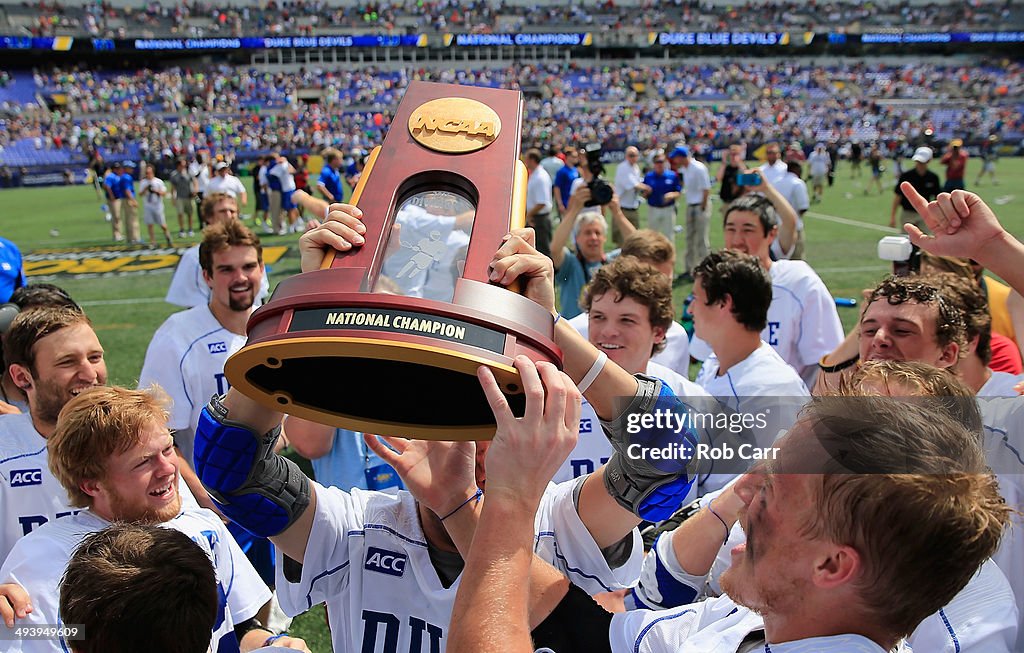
225, 81, 561, 440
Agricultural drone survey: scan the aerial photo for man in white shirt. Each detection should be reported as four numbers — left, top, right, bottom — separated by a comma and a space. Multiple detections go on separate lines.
807, 143, 831, 203
188, 153, 211, 198
0, 386, 301, 653
205, 161, 248, 209
569, 228, 691, 377
757, 143, 807, 259
774, 161, 811, 259
522, 148, 554, 257
137, 164, 173, 248
606, 398, 1011, 653
669, 147, 711, 278
757, 141, 789, 187
267, 155, 298, 235
689, 192, 843, 387
613, 146, 648, 246
0, 308, 106, 563
143, 220, 264, 510
555, 256, 709, 483
164, 194, 269, 309
689, 251, 809, 481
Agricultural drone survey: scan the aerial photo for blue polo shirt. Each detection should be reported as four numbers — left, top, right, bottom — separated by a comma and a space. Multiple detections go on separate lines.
104, 171, 124, 199
318, 165, 344, 202
120, 172, 136, 197
643, 169, 681, 208
0, 237, 25, 303
553, 164, 579, 211
311, 428, 402, 492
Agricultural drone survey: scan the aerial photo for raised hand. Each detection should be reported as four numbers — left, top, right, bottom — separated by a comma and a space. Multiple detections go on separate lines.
900, 183, 1007, 260
298, 202, 366, 273
477, 355, 581, 510
364, 434, 478, 518
489, 227, 557, 314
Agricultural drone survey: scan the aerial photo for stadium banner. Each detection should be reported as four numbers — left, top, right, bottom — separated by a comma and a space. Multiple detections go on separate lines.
0, 36, 73, 50
19, 170, 89, 187
24, 245, 289, 277
123, 34, 427, 50
859, 31, 1024, 44
443, 32, 593, 47
652, 32, 787, 46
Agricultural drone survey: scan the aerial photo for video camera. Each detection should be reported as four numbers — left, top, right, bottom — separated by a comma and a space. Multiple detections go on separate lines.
582, 143, 613, 207
878, 236, 921, 276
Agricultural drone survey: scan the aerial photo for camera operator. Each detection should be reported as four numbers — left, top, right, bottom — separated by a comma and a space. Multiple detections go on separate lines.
550, 186, 608, 319
568, 145, 613, 219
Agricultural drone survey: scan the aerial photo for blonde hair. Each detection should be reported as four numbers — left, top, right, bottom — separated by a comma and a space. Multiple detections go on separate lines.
49, 386, 170, 508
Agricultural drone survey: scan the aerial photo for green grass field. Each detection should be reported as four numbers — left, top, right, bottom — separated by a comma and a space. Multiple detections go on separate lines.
6, 159, 1022, 387
2, 160, 1022, 650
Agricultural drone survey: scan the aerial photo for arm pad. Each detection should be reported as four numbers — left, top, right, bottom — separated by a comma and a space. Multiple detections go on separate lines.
599, 375, 700, 520
193, 395, 311, 538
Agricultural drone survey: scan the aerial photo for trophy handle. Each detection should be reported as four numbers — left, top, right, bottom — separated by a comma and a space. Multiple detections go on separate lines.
504, 159, 529, 296
321, 145, 383, 270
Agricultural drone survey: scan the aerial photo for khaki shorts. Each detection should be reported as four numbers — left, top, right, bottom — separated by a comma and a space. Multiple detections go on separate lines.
175, 197, 194, 216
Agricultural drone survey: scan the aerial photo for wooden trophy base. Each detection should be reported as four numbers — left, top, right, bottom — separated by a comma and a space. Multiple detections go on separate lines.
224, 270, 560, 440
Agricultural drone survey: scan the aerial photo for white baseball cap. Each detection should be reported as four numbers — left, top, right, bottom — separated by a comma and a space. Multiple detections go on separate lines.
912, 146, 933, 163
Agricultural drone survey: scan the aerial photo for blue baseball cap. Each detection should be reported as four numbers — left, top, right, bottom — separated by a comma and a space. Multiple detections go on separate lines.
669, 146, 689, 159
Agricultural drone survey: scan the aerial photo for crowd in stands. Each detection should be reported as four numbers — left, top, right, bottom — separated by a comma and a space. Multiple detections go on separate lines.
8, 0, 1023, 38
0, 60, 1019, 171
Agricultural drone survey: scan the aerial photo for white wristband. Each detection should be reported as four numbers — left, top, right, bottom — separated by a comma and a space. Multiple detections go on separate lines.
577, 351, 608, 394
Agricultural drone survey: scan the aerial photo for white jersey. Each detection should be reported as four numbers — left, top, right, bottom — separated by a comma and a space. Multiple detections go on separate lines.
269, 162, 296, 193
0, 414, 80, 564
696, 342, 810, 493
277, 481, 642, 653
206, 174, 247, 199
646, 499, 1018, 653
979, 372, 1023, 397
164, 244, 270, 309
679, 160, 711, 206
696, 342, 810, 408
139, 303, 248, 466
137, 177, 167, 214
808, 150, 831, 177
568, 312, 692, 379
978, 396, 1024, 651
190, 161, 211, 194
689, 260, 843, 387
553, 361, 710, 484
0, 507, 270, 653
610, 593, 900, 653
526, 164, 553, 214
